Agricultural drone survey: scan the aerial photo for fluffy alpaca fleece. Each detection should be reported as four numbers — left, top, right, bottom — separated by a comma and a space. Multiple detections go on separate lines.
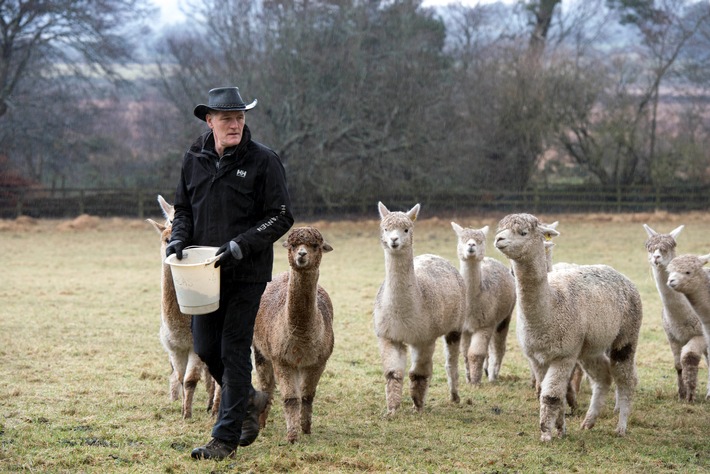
253, 227, 334, 443
373, 202, 465, 415
644, 224, 709, 402
495, 213, 643, 441
451, 222, 516, 385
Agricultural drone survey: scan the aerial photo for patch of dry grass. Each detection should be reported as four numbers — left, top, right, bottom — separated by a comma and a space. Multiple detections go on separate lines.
0, 211, 709, 473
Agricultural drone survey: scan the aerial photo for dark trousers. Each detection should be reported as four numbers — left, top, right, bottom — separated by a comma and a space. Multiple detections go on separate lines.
191, 277, 267, 444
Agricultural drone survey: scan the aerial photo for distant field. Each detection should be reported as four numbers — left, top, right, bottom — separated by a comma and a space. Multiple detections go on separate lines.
1, 210, 709, 473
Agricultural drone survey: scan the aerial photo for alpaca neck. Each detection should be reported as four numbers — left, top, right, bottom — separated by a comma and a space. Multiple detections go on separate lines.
510, 252, 551, 323
383, 248, 421, 306
161, 261, 182, 316
460, 259, 483, 299
685, 275, 710, 322
286, 268, 320, 332
651, 262, 690, 315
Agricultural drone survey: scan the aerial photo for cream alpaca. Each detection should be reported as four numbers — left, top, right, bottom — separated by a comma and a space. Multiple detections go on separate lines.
495, 213, 642, 441
373, 202, 465, 415
644, 224, 709, 401
451, 222, 515, 384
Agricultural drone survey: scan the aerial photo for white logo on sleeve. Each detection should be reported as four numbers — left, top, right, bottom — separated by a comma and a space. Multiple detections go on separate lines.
236, 169, 247, 178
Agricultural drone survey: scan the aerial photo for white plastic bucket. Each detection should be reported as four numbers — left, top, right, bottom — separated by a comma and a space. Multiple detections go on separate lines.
165, 246, 221, 315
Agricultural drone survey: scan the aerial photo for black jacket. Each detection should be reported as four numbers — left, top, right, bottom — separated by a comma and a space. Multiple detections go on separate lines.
170, 125, 294, 282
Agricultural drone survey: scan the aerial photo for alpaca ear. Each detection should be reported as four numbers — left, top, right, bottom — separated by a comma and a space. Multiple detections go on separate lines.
282, 240, 289, 248
322, 242, 334, 252
643, 224, 657, 238
669, 225, 684, 239
146, 218, 166, 234
480, 225, 489, 236
540, 224, 560, 240
407, 203, 420, 222
157, 194, 174, 223
451, 222, 463, 234
378, 201, 389, 218
699, 254, 710, 266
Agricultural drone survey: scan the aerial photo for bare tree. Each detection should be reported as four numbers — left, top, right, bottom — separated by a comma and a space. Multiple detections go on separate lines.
0, 0, 154, 117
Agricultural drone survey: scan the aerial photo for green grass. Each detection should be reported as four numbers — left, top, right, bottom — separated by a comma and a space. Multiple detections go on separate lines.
1, 211, 709, 473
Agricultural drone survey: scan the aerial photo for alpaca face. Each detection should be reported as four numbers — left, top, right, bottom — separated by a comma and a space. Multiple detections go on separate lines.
452, 222, 488, 262
379, 214, 414, 252
667, 255, 709, 294
494, 214, 540, 261
645, 234, 676, 268
283, 227, 333, 270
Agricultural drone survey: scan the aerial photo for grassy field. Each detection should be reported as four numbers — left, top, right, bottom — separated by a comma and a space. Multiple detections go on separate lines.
1, 210, 709, 473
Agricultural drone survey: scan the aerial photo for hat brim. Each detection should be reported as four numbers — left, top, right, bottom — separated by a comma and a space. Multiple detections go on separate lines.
193, 99, 257, 121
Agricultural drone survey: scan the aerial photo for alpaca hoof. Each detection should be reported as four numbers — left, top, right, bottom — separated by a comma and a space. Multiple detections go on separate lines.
615, 426, 627, 437
580, 419, 595, 430
540, 432, 552, 442
451, 392, 460, 403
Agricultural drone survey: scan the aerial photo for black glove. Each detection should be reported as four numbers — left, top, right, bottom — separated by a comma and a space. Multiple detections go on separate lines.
165, 239, 185, 260
215, 240, 243, 268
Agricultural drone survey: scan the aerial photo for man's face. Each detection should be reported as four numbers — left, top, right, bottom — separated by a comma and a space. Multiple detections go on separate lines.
206, 110, 246, 154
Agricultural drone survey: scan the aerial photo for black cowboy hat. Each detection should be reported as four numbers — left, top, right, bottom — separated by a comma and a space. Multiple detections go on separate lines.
193, 86, 257, 121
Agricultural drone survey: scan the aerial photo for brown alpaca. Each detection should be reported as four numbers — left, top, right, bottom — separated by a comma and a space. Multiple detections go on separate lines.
252, 227, 334, 443
146, 195, 220, 419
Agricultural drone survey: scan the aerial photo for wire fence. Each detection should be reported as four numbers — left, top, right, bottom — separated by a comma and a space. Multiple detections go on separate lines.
1, 185, 709, 220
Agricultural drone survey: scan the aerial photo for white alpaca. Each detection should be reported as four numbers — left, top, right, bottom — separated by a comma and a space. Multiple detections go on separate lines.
667, 252, 710, 400
495, 213, 642, 441
644, 224, 709, 402
451, 222, 516, 385
373, 202, 465, 415
253, 227, 334, 443
146, 195, 219, 419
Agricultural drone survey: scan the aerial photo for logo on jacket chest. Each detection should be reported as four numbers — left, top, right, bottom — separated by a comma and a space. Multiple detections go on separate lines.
236, 169, 247, 178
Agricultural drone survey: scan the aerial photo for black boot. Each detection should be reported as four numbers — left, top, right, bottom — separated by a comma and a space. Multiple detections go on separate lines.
239, 390, 269, 446
190, 437, 237, 460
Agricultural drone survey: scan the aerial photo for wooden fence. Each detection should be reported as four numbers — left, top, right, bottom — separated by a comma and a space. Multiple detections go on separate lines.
1, 185, 709, 219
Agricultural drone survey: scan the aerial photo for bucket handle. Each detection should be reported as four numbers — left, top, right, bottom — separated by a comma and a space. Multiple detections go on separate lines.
183, 246, 221, 266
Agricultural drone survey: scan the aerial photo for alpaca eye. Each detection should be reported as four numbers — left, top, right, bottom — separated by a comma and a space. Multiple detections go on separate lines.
404, 229, 409, 233
520, 231, 528, 236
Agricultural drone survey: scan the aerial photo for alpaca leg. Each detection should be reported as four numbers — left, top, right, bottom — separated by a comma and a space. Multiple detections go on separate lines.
378, 338, 407, 416
409, 341, 436, 411
444, 331, 461, 402
211, 379, 221, 418
609, 344, 638, 437
467, 329, 491, 385
681, 336, 705, 403
667, 339, 686, 400
460, 331, 472, 384
566, 363, 583, 415
300, 364, 326, 435
181, 351, 203, 419
488, 316, 510, 382
203, 365, 217, 413
706, 348, 710, 400
273, 364, 301, 443
580, 354, 612, 431
539, 360, 576, 442
254, 348, 276, 428
168, 361, 181, 401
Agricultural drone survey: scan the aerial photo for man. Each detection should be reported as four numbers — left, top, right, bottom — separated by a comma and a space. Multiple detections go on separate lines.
166, 86, 294, 460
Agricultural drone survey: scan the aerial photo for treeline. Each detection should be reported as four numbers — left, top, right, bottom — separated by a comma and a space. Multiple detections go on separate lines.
1, 0, 709, 208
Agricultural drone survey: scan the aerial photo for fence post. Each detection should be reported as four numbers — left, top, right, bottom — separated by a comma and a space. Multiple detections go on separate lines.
616, 186, 621, 213
79, 189, 85, 215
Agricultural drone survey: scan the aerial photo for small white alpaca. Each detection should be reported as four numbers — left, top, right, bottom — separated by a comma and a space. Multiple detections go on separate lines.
451, 222, 516, 385
146, 195, 219, 419
373, 202, 465, 415
253, 227, 334, 443
495, 213, 642, 441
644, 224, 709, 402
667, 252, 710, 399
